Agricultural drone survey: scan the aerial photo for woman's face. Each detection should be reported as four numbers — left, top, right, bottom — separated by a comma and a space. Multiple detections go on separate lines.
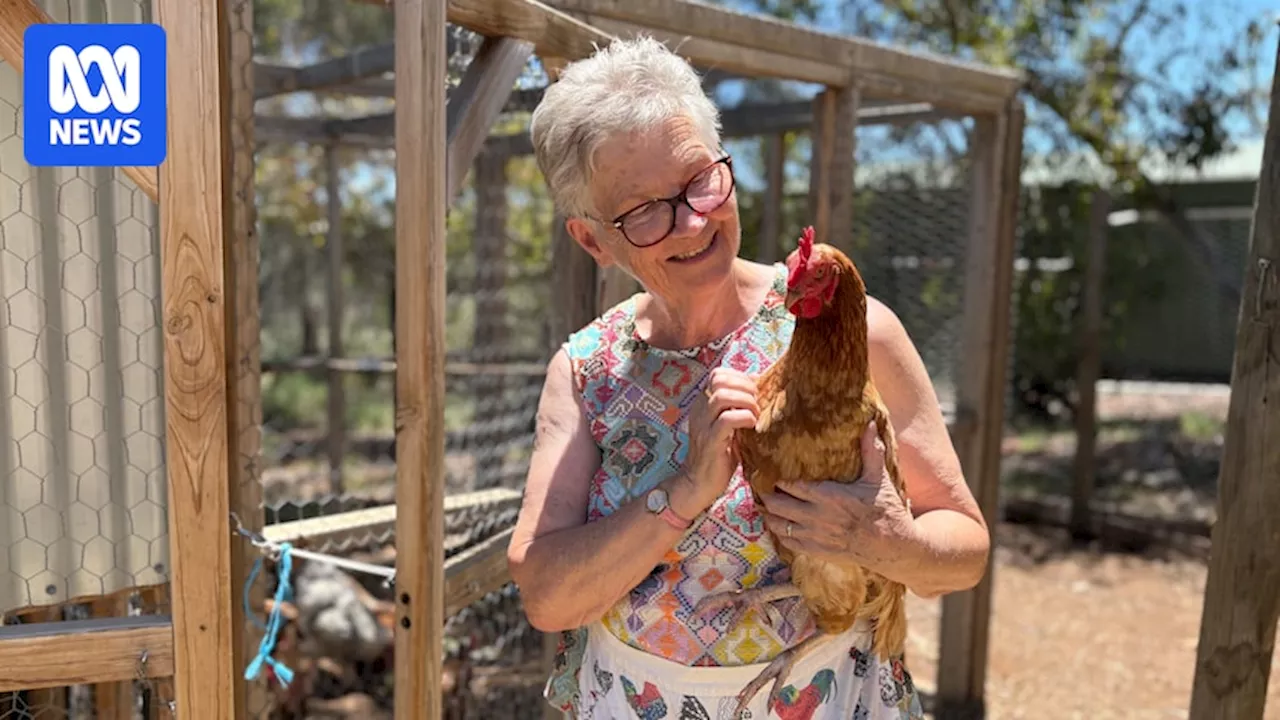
566, 115, 741, 302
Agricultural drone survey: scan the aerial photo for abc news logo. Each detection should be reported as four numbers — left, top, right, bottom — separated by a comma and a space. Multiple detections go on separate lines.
23, 23, 166, 168
48, 44, 143, 147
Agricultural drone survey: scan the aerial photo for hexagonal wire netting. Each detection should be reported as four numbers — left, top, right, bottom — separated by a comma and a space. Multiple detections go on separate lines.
1, 0, 174, 717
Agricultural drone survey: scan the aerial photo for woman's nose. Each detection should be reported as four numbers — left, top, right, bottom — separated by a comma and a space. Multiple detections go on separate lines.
670, 202, 709, 238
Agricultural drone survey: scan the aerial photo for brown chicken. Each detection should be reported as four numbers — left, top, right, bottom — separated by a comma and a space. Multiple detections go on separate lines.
697, 226, 910, 711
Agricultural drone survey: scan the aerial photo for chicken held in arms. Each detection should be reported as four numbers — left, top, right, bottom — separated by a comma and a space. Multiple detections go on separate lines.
695, 226, 910, 712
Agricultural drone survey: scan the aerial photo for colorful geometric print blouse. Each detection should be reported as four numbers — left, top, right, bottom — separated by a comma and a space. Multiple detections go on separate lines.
544, 263, 820, 713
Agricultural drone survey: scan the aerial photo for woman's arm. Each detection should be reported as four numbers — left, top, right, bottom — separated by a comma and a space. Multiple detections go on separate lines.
867, 298, 991, 598
506, 348, 717, 632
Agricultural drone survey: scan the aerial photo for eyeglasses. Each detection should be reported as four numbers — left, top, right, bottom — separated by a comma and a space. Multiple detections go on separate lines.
597, 156, 736, 248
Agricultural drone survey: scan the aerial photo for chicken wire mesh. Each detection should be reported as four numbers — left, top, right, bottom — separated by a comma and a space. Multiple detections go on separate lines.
249, 22, 556, 719
735, 114, 978, 419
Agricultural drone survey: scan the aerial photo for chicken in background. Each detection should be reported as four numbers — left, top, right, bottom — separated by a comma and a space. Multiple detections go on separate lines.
697, 226, 910, 712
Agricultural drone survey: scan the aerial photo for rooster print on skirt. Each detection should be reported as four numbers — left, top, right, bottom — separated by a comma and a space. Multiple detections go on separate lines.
766, 669, 836, 720
623, 676, 669, 720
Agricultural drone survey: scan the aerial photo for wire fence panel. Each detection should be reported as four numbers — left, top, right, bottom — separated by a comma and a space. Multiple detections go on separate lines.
250, 22, 555, 719
0, 0, 169, 620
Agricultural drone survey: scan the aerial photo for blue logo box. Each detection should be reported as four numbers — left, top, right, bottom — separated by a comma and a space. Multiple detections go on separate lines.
23, 23, 166, 167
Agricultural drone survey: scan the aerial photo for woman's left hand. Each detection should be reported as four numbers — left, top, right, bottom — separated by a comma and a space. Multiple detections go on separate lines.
758, 420, 919, 578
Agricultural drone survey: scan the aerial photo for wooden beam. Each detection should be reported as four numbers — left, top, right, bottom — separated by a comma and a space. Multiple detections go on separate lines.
550, 214, 598, 346
443, 528, 516, 616
583, 13, 847, 87
349, 0, 615, 62
598, 266, 640, 311
253, 99, 942, 153
1070, 189, 1110, 539
446, 35, 536, 202
0, 0, 159, 201
451, 0, 613, 61
806, 87, 858, 249
0, 616, 175, 693
1188, 42, 1280, 720
254, 42, 396, 99
545, 0, 1022, 112
262, 488, 523, 546
154, 0, 242, 715
89, 594, 134, 719
392, 0, 448, 718
935, 100, 1025, 719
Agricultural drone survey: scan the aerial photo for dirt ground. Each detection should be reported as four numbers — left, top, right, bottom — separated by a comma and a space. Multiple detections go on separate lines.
903, 523, 1280, 719
900, 381, 1280, 719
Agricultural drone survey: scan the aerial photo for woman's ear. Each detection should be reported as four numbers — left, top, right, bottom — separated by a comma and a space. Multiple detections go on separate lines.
566, 216, 617, 268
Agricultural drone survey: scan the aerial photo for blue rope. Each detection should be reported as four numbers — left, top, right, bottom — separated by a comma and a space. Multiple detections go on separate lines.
243, 542, 296, 687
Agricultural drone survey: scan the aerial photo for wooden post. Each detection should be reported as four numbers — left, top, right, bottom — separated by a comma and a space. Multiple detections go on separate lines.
758, 132, 786, 264
392, 0, 448, 719
550, 214, 598, 346
90, 595, 135, 720
1070, 189, 1110, 539
1188, 41, 1280, 720
597, 266, 639, 311
807, 86, 858, 249
154, 0, 242, 716
445, 34, 535, 203
935, 101, 1025, 719
325, 144, 347, 494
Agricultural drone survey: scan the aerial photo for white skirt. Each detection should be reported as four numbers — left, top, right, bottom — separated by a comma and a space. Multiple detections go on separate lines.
572, 619, 924, 720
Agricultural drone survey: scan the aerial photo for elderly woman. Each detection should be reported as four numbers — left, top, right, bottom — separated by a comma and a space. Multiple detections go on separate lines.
508, 36, 989, 719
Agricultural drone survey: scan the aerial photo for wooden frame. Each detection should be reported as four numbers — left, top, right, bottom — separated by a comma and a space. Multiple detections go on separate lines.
0, 616, 175, 693
934, 99, 1026, 719
151, 0, 245, 716
390, 1, 449, 720
1188, 42, 1280, 720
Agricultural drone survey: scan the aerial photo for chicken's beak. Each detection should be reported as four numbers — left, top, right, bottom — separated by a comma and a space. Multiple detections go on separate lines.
784, 287, 802, 312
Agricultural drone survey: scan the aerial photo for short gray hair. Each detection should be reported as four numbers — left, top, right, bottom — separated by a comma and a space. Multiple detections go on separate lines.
530, 36, 723, 219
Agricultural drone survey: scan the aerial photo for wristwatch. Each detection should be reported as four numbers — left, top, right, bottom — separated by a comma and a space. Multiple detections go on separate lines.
645, 486, 693, 530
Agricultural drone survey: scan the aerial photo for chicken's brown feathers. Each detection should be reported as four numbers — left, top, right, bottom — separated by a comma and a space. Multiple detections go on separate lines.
734, 226, 909, 659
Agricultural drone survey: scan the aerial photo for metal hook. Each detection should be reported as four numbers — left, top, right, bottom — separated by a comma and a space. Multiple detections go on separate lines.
229, 512, 277, 556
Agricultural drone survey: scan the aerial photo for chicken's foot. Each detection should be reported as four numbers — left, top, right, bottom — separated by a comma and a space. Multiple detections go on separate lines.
733, 631, 832, 717
693, 583, 802, 630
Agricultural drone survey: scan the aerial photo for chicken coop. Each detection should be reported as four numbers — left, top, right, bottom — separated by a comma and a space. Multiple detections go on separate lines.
6, 0, 1271, 718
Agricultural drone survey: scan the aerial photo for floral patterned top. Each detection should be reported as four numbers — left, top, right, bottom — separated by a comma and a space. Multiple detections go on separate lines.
544, 263, 819, 713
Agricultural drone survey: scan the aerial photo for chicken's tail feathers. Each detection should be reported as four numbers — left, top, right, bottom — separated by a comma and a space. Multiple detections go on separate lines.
866, 579, 909, 661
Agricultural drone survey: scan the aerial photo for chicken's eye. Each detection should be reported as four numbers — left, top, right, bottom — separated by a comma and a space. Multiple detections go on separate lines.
815, 267, 826, 278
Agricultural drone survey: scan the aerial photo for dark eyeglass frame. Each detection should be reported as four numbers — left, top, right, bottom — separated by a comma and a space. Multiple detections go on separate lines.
596, 155, 736, 249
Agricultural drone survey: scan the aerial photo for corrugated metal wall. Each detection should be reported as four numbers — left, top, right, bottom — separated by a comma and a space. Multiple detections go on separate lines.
0, 0, 167, 614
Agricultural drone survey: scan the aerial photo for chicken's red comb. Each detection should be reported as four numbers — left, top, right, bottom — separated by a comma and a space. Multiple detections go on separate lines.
786, 226, 816, 289
797, 225, 814, 262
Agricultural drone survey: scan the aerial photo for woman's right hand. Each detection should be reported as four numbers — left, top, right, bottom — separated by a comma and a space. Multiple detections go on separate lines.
680, 367, 760, 511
